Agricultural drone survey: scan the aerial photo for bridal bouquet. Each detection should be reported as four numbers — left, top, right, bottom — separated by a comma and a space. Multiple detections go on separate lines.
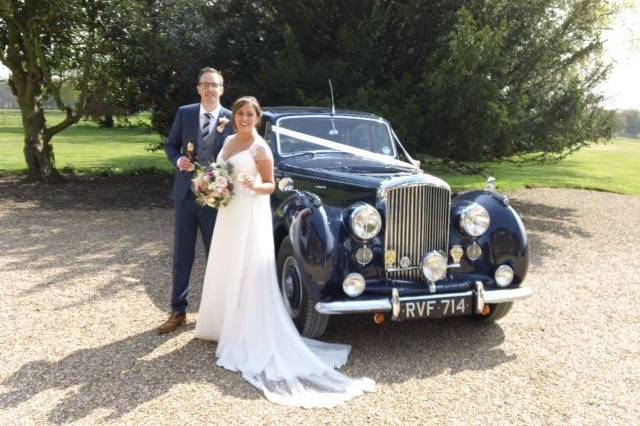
191, 162, 235, 208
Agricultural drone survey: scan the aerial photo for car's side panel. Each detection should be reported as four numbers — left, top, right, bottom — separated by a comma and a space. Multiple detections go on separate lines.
273, 192, 340, 298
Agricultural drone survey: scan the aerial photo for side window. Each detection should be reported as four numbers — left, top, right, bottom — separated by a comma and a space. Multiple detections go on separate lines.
372, 124, 394, 156
258, 118, 268, 139
262, 121, 274, 150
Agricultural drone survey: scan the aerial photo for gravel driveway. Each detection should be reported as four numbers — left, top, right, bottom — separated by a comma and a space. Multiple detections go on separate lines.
0, 177, 638, 425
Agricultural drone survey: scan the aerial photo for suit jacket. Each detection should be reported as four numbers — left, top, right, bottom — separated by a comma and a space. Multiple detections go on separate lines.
165, 103, 233, 202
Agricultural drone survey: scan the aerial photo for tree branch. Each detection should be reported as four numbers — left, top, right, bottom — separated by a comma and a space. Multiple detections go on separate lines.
44, 4, 98, 140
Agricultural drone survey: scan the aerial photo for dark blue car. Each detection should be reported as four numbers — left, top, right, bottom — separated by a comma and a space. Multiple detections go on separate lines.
260, 107, 531, 337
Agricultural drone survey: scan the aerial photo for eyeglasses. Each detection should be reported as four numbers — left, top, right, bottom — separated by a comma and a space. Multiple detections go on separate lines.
198, 82, 223, 89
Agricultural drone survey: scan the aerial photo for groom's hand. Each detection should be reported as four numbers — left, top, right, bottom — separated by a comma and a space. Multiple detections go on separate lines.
177, 156, 196, 172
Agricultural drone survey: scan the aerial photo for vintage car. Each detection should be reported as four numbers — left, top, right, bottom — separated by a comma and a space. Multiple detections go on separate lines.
259, 107, 531, 337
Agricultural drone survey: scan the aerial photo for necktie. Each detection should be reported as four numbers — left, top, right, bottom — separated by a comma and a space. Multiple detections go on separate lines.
202, 112, 212, 138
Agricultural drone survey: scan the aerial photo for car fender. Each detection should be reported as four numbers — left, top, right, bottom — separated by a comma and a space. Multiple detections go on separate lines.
273, 191, 336, 290
450, 191, 529, 285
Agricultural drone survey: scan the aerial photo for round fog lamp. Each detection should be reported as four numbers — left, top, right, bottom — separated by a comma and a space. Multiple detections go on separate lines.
495, 265, 514, 287
343, 273, 366, 297
466, 243, 482, 261
422, 252, 447, 282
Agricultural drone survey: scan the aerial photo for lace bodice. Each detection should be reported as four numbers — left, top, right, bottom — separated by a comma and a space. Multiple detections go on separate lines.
217, 135, 273, 164
217, 135, 273, 198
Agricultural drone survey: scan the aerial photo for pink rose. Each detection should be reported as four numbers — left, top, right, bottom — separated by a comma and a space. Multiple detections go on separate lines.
217, 177, 228, 188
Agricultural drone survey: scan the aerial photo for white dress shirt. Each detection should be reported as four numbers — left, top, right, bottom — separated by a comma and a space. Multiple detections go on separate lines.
177, 104, 222, 168
199, 104, 221, 136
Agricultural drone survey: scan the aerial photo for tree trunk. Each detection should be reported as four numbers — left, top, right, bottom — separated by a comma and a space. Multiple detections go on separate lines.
3, 1, 96, 183
21, 107, 62, 183
103, 113, 114, 128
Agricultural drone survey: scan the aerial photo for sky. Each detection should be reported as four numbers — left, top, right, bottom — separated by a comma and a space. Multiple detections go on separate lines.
598, 0, 640, 110
1, 2, 639, 110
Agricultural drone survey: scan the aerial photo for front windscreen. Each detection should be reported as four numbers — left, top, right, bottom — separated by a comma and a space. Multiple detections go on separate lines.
276, 116, 396, 157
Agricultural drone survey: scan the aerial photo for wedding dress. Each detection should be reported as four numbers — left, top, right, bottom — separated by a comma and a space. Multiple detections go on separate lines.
195, 135, 375, 408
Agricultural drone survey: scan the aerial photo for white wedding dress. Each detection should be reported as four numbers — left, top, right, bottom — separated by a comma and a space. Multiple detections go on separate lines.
195, 135, 375, 408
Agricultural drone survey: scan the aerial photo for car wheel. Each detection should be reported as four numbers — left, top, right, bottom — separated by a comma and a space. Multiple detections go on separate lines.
477, 302, 513, 321
276, 237, 329, 337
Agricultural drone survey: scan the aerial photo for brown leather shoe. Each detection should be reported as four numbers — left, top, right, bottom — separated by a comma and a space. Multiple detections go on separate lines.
157, 312, 186, 335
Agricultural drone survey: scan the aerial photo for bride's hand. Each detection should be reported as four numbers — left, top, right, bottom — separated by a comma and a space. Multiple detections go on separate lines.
240, 174, 256, 190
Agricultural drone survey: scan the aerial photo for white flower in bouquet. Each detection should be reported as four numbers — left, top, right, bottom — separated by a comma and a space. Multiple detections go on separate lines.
191, 162, 235, 208
216, 177, 229, 189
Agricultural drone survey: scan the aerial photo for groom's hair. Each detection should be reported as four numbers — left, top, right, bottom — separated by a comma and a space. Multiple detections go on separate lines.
197, 67, 223, 83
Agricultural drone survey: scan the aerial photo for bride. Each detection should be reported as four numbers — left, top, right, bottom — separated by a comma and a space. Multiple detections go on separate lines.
194, 96, 375, 407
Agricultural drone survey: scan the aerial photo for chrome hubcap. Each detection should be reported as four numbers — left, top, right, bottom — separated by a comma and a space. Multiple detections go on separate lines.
284, 276, 294, 298
281, 255, 302, 318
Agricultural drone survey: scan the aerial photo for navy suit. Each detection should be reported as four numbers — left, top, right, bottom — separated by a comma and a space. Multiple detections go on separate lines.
165, 103, 233, 314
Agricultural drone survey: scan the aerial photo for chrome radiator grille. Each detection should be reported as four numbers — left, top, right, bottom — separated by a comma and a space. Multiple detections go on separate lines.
383, 184, 451, 281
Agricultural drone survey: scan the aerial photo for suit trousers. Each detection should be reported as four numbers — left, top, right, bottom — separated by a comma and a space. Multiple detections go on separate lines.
171, 192, 218, 314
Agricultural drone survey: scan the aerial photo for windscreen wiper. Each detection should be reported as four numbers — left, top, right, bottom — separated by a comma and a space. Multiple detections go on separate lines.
282, 151, 316, 159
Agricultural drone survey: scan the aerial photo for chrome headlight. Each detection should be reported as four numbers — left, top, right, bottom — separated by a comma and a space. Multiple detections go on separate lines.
459, 203, 490, 237
422, 251, 447, 282
343, 273, 366, 297
350, 203, 382, 240
495, 265, 514, 287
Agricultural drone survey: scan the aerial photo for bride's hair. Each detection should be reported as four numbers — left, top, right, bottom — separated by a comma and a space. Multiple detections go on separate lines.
232, 96, 262, 129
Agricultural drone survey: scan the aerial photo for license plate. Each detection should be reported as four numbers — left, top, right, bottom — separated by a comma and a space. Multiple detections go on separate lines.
398, 295, 472, 320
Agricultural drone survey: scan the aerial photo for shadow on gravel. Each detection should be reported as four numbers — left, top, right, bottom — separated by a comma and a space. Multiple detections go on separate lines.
509, 198, 591, 268
0, 175, 174, 210
0, 174, 203, 314
0, 317, 510, 422
0, 327, 260, 423
324, 315, 512, 382
1, 203, 180, 314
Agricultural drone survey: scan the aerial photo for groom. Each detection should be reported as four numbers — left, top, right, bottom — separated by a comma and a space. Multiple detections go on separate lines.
158, 67, 234, 334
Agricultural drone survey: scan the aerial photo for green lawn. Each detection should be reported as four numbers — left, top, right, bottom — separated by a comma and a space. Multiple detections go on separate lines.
1, 109, 638, 195
431, 138, 640, 195
0, 110, 172, 174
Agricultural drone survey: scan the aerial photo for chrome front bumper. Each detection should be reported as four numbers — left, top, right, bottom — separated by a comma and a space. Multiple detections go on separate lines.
315, 281, 533, 320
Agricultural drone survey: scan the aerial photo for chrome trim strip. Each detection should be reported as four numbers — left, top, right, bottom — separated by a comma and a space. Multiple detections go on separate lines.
400, 291, 473, 302
315, 298, 392, 315
385, 266, 422, 272
391, 288, 400, 320
315, 287, 533, 315
377, 174, 450, 196
475, 281, 485, 313
483, 287, 533, 303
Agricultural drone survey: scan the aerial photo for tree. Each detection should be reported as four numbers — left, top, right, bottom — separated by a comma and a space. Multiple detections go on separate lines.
252, 0, 615, 162
419, 0, 615, 161
131, 0, 276, 138
0, 0, 120, 182
615, 109, 640, 138
83, 24, 140, 128
9, 0, 611, 169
